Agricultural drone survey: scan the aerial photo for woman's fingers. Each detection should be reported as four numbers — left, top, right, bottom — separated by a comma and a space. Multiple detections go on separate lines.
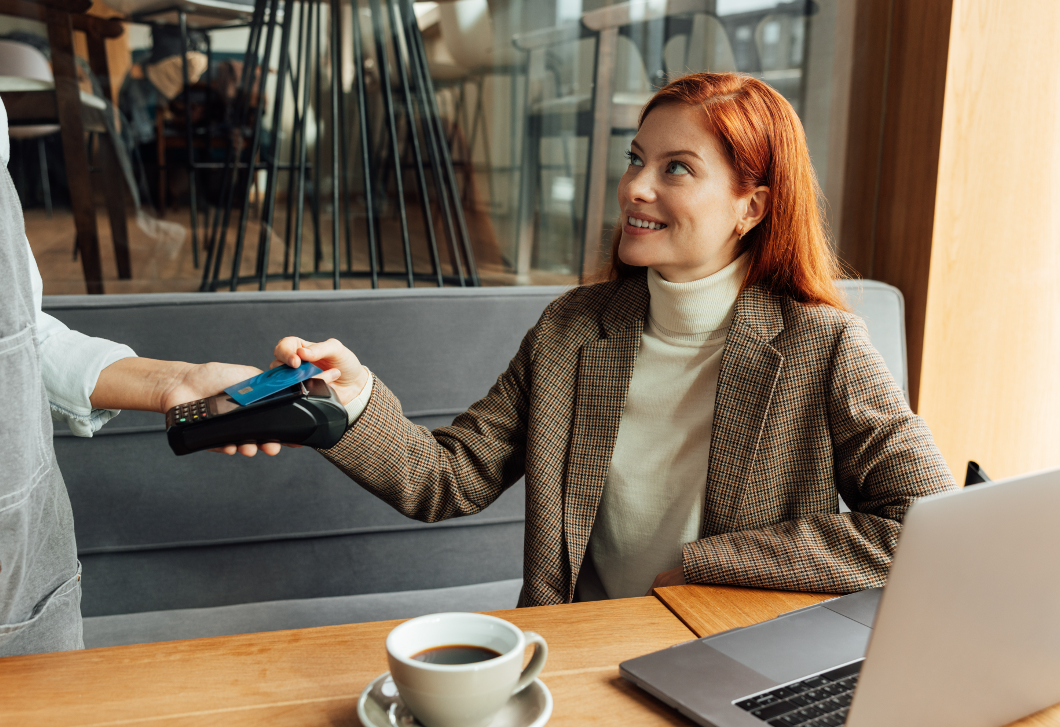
273, 336, 309, 368
272, 336, 367, 405
209, 441, 283, 456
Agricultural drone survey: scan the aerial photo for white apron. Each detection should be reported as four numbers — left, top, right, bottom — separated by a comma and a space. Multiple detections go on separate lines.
0, 138, 83, 657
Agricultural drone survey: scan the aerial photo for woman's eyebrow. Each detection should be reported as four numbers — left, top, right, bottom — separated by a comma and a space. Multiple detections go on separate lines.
629, 141, 702, 161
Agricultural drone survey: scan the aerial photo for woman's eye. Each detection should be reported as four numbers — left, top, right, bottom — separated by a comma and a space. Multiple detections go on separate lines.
625, 150, 644, 167
667, 161, 690, 175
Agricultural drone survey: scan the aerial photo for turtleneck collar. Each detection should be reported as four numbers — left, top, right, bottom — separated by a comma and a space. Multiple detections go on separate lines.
646, 254, 748, 341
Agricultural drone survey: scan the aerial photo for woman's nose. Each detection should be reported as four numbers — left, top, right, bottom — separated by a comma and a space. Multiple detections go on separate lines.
621, 169, 656, 204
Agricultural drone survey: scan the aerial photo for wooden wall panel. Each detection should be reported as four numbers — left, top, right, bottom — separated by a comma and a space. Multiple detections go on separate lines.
870, 0, 952, 410
835, 0, 952, 410
834, 0, 891, 277
918, 0, 1060, 479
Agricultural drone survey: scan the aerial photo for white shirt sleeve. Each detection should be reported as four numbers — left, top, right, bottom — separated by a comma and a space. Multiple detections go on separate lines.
344, 369, 374, 426
24, 201, 136, 438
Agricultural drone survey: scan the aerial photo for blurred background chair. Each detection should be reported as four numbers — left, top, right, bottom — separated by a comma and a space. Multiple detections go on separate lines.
0, 39, 59, 216
0, 0, 132, 292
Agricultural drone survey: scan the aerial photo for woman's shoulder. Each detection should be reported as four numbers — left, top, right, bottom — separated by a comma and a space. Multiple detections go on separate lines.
538, 275, 647, 331
781, 295, 862, 333
737, 284, 861, 344
772, 291, 879, 366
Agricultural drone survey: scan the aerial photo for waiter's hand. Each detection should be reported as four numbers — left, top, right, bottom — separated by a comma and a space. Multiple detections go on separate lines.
272, 337, 368, 406
162, 362, 291, 457
646, 566, 687, 596
93, 358, 289, 457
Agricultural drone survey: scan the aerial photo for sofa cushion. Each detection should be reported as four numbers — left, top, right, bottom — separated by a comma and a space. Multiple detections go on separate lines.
82, 578, 523, 648
45, 287, 569, 616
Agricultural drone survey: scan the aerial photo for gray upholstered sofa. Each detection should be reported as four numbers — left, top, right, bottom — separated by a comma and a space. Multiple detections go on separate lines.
42, 279, 906, 649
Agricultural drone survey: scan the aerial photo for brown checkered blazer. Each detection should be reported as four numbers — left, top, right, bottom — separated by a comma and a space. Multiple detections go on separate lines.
320, 271, 957, 607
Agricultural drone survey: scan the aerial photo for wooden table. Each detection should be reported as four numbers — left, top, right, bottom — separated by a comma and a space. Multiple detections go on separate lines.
7, 586, 1060, 726
0, 597, 697, 726
654, 584, 1060, 727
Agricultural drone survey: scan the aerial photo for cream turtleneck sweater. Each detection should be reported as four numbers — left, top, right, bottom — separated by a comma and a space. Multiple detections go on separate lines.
575, 254, 748, 601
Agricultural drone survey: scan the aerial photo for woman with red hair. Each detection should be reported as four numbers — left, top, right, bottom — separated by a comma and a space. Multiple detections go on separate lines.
268, 73, 956, 605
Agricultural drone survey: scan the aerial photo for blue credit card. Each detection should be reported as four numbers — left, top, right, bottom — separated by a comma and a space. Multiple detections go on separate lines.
224, 361, 324, 406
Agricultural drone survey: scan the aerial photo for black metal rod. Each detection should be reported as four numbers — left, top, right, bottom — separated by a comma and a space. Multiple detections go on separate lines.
201, 30, 212, 250
312, 0, 323, 273
385, 0, 442, 287
178, 10, 199, 268
255, 0, 296, 290
225, 269, 469, 285
283, 0, 309, 276
292, 0, 317, 290
367, 0, 413, 287
200, 0, 268, 291
335, 2, 353, 275
329, 0, 341, 289
404, 0, 478, 285
228, 0, 282, 291
350, 0, 379, 288
398, 0, 463, 286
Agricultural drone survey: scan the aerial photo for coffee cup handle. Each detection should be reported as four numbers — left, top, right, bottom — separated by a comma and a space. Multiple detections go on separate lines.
513, 631, 548, 695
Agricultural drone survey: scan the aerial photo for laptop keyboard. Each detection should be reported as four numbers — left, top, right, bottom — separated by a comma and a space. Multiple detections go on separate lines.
734, 660, 862, 726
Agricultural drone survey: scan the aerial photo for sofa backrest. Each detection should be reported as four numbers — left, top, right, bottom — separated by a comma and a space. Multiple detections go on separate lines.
46, 286, 568, 617
44, 279, 905, 617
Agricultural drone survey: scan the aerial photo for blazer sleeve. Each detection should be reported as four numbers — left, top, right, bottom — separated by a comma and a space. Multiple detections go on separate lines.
316, 327, 534, 523
681, 319, 957, 593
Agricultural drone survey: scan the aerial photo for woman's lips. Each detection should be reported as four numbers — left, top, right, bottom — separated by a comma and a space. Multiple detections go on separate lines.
623, 215, 668, 235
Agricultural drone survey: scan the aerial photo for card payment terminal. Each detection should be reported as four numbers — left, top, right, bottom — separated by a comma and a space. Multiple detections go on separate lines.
165, 378, 348, 455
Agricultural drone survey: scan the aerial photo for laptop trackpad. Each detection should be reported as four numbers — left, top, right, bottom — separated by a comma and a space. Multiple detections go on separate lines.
706, 607, 872, 684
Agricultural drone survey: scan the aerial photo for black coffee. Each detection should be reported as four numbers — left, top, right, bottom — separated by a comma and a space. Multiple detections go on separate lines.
411, 644, 502, 665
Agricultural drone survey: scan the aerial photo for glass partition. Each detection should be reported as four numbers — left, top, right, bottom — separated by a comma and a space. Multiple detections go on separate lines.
8, 0, 843, 292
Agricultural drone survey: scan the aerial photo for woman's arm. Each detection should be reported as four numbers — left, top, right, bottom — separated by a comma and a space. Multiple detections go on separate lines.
678, 320, 957, 594
273, 332, 533, 523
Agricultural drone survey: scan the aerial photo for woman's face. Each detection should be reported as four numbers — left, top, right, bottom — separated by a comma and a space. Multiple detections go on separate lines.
616, 103, 769, 283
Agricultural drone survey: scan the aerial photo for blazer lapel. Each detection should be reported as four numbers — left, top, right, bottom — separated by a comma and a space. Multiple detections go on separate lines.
703, 285, 785, 537
564, 274, 648, 596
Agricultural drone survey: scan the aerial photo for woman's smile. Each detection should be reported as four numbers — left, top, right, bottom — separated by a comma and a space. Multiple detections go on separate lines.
623, 214, 668, 234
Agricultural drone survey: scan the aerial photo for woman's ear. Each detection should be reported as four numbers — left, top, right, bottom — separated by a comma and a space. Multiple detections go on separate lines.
741, 186, 771, 232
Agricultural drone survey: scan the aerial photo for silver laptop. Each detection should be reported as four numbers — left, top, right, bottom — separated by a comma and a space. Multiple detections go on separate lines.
621, 466, 1060, 727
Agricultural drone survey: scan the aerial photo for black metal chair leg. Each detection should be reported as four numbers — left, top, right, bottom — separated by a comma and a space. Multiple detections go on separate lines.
228, 0, 281, 291
398, 0, 465, 285
38, 137, 53, 218
255, 0, 296, 290
178, 10, 200, 269
292, 0, 318, 290
350, 0, 379, 288
386, 0, 442, 287
368, 0, 413, 287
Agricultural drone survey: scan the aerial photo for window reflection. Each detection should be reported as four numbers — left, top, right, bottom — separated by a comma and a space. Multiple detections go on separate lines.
445, 0, 829, 279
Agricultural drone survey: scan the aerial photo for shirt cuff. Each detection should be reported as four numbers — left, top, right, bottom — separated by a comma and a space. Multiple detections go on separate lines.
39, 326, 136, 437
344, 369, 374, 426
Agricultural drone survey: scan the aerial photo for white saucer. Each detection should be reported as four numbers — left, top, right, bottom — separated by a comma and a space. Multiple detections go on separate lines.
357, 672, 553, 727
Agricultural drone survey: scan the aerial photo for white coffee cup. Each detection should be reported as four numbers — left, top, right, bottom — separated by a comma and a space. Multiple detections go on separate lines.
385, 612, 548, 727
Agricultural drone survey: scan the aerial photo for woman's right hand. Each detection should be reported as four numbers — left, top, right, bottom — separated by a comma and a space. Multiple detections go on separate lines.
272, 337, 370, 406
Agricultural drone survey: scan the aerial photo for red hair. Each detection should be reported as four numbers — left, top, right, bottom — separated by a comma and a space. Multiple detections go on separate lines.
600, 72, 846, 310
